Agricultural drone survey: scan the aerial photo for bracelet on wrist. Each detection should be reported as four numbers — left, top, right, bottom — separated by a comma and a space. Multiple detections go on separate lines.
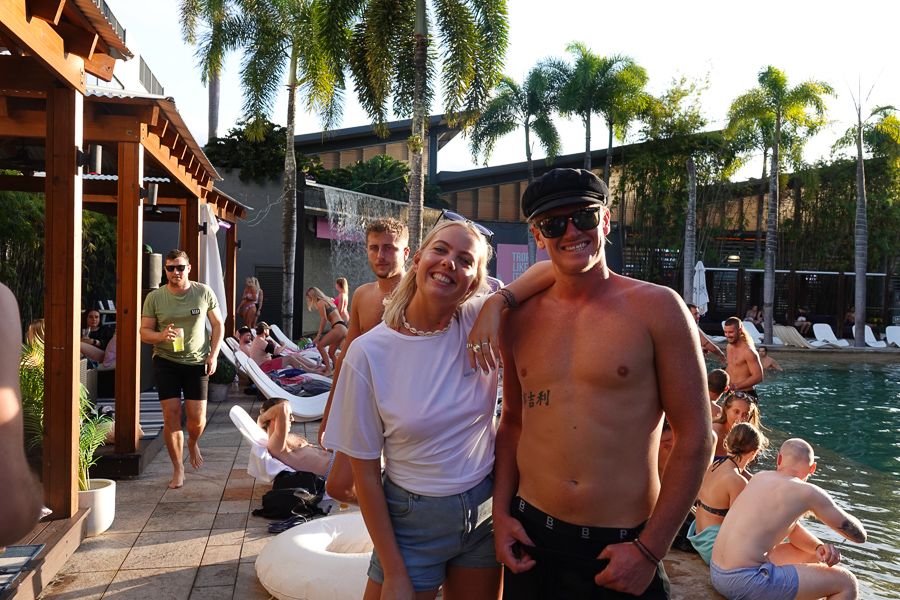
495, 287, 518, 310
633, 538, 662, 565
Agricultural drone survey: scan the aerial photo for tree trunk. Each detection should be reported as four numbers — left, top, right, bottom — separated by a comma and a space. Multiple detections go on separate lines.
754, 150, 767, 263
525, 122, 536, 267
603, 120, 613, 185
684, 156, 697, 301
281, 49, 299, 338
853, 109, 868, 348
208, 71, 220, 140
583, 113, 591, 170
407, 0, 428, 251
763, 117, 780, 344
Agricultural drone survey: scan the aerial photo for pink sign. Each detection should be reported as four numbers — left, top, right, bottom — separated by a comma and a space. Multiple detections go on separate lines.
496, 243, 548, 282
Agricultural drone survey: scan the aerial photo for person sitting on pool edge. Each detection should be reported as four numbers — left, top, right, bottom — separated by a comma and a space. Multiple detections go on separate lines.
712, 391, 761, 460
710, 438, 867, 600
687, 422, 768, 564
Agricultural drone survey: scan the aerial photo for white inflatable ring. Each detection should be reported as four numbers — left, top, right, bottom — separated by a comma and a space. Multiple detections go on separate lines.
256, 511, 373, 600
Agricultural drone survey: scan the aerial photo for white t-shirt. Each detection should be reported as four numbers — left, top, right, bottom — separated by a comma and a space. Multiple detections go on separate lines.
323, 296, 498, 496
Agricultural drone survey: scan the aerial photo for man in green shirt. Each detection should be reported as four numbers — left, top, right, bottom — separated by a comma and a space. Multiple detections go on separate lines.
141, 249, 224, 489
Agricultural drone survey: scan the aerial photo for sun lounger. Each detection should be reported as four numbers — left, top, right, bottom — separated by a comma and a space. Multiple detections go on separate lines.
228, 405, 292, 482
886, 326, 900, 348
741, 320, 783, 346
269, 323, 301, 353
233, 350, 328, 422
812, 323, 849, 348
771, 324, 815, 348
853, 325, 887, 348
220, 339, 241, 370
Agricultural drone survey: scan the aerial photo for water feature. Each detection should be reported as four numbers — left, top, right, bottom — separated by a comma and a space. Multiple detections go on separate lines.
751, 357, 900, 599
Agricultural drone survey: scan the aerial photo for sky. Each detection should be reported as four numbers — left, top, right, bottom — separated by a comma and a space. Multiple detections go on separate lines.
104, 0, 900, 182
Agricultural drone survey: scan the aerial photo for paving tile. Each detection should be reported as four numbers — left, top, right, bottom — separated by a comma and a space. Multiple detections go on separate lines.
234, 562, 270, 600
189, 584, 234, 599
121, 530, 209, 570
38, 569, 116, 599
106, 503, 156, 534
61, 532, 139, 574
115, 481, 169, 506
239, 529, 273, 563
206, 528, 244, 547
143, 501, 219, 532
194, 563, 238, 588
221, 486, 253, 501
201, 544, 241, 566
103, 566, 197, 600
228, 468, 254, 480
159, 480, 225, 503
212, 511, 247, 530
217, 500, 250, 515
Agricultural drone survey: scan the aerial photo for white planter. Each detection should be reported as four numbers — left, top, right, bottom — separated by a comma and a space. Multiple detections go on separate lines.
78, 478, 116, 537
208, 382, 229, 402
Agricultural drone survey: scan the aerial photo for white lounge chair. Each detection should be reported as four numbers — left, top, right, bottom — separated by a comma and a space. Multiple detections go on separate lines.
853, 325, 887, 348
886, 326, 900, 348
228, 405, 292, 482
741, 320, 783, 346
812, 323, 849, 348
269, 323, 301, 353
233, 350, 328, 422
220, 338, 241, 369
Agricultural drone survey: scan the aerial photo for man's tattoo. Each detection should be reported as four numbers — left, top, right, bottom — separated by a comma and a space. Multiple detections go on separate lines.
839, 519, 865, 543
523, 389, 551, 408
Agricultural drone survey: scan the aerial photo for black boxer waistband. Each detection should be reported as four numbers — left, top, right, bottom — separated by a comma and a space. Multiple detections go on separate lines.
512, 496, 645, 543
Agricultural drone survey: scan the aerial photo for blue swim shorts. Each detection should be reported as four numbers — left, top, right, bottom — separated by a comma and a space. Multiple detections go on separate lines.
368, 474, 498, 592
710, 560, 798, 600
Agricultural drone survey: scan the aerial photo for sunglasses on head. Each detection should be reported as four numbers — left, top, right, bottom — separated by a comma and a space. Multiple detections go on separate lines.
165, 264, 187, 273
535, 207, 602, 238
726, 390, 759, 406
437, 210, 494, 241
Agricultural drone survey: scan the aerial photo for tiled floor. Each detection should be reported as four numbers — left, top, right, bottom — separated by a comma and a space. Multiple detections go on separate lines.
39, 386, 320, 600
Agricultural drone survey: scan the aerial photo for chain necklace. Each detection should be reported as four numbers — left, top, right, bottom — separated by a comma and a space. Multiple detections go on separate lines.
401, 310, 452, 336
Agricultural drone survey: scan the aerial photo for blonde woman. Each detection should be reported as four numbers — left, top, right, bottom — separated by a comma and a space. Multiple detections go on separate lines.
324, 220, 550, 600
306, 286, 347, 375
238, 277, 263, 329
334, 277, 351, 323
712, 391, 762, 459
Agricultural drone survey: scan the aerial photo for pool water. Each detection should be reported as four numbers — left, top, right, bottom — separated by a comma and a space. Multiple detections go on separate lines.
751, 358, 900, 599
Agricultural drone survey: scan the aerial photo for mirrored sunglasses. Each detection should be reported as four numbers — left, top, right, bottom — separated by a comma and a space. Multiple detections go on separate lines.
165, 264, 187, 273
438, 210, 494, 241
536, 207, 602, 238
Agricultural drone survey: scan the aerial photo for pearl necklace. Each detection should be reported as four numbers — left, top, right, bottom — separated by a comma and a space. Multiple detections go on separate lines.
401, 310, 452, 336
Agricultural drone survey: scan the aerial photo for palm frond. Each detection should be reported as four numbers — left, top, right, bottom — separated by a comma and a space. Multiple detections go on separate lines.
530, 113, 561, 163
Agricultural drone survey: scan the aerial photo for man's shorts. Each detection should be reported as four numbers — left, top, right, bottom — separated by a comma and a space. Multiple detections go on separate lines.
368, 474, 497, 591
153, 356, 208, 401
503, 497, 671, 600
710, 560, 798, 600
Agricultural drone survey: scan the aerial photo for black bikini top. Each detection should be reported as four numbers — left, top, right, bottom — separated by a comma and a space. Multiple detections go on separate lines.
695, 456, 740, 517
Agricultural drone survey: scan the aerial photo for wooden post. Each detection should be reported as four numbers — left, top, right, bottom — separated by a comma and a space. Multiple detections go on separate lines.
225, 221, 238, 336
184, 197, 200, 276
43, 86, 82, 518
735, 267, 746, 320
114, 141, 143, 453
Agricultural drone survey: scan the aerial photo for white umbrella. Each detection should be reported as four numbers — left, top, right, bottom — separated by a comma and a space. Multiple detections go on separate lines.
692, 261, 709, 316
199, 204, 228, 313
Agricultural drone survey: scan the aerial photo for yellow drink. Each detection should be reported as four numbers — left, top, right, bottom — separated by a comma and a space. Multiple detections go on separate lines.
173, 328, 185, 352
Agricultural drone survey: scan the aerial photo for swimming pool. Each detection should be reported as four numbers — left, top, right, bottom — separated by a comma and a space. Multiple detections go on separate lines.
752, 357, 899, 599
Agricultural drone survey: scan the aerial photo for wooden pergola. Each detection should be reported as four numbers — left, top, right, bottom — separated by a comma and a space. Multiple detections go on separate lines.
1, 0, 246, 537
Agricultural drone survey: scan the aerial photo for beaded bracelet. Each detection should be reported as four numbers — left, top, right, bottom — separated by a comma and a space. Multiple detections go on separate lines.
633, 538, 662, 565
495, 287, 518, 310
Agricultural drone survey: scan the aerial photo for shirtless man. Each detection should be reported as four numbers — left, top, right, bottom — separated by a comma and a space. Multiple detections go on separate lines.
758, 345, 783, 372
711, 438, 866, 600
495, 168, 712, 598
707, 368, 729, 421
320, 218, 410, 503
723, 317, 763, 399
258, 398, 332, 475
237, 325, 298, 371
688, 303, 726, 363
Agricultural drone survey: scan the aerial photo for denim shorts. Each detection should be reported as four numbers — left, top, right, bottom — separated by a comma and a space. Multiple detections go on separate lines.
368, 474, 498, 591
710, 560, 798, 600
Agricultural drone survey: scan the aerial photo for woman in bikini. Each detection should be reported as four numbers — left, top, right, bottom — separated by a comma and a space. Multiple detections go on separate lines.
238, 277, 263, 329
712, 390, 762, 459
306, 286, 348, 376
334, 277, 351, 323
688, 422, 768, 564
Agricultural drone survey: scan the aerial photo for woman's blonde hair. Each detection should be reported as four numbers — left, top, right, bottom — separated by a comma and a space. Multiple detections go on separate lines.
714, 392, 762, 429
26, 318, 45, 345
383, 221, 493, 330
245, 276, 260, 291
306, 286, 332, 311
335, 277, 348, 293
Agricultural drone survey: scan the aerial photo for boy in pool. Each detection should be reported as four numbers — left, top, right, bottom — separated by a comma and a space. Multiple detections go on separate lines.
711, 438, 867, 600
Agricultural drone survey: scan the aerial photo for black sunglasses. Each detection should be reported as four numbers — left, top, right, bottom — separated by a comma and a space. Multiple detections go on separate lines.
725, 390, 759, 406
535, 207, 602, 238
165, 264, 187, 273
438, 210, 494, 241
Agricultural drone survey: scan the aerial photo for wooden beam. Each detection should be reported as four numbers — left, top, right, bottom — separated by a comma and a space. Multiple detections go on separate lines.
225, 222, 238, 335
83, 51, 115, 82
0, 96, 7, 117
114, 141, 142, 455
0, 55, 60, 91
56, 21, 97, 60
89, 114, 141, 142
141, 124, 204, 199
26, 0, 65, 25
0, 0, 86, 91
184, 197, 200, 277
42, 86, 82, 519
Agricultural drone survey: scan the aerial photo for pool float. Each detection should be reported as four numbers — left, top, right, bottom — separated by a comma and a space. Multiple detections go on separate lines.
256, 511, 373, 600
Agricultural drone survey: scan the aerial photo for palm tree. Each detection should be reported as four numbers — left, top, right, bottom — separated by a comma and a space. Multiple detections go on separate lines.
234, 0, 344, 337
323, 0, 509, 251
555, 43, 648, 179
833, 98, 899, 347
179, 0, 235, 140
726, 66, 833, 343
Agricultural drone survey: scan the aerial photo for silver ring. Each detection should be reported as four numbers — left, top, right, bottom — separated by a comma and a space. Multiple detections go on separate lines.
466, 343, 474, 350
472, 343, 481, 353
481, 340, 490, 347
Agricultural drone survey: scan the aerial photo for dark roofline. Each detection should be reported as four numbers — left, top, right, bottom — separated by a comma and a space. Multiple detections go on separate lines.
294, 114, 458, 154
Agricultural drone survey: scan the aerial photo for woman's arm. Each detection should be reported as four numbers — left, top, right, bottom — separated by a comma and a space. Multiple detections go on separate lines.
315, 302, 327, 339
350, 457, 414, 599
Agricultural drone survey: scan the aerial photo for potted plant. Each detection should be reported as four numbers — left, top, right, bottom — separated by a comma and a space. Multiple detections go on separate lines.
208, 352, 236, 403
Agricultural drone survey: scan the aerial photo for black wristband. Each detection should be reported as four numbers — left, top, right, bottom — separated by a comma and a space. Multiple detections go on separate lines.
495, 287, 518, 309
633, 538, 662, 565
